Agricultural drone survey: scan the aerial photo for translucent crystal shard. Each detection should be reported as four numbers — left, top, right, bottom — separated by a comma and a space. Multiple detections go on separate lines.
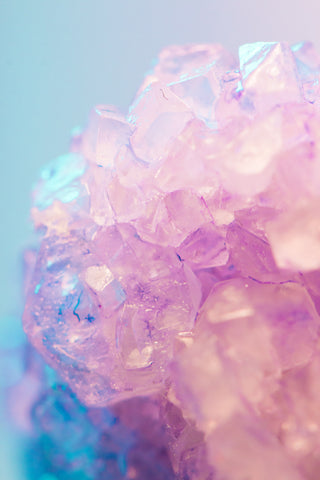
238, 42, 302, 111
83, 105, 133, 167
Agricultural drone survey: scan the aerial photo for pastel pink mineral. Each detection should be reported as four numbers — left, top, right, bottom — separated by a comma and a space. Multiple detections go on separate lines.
23, 41, 320, 479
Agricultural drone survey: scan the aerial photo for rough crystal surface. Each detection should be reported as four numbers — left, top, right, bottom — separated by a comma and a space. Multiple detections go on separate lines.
22, 41, 320, 479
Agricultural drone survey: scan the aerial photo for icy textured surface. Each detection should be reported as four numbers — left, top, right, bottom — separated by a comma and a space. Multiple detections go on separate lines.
23, 41, 320, 479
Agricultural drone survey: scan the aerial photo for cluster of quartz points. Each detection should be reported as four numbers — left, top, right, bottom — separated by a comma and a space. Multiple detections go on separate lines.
23, 41, 320, 479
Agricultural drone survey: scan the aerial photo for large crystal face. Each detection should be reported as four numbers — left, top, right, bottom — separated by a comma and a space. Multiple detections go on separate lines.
23, 41, 320, 478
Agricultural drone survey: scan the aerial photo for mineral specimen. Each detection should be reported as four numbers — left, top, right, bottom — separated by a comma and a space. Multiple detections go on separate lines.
23, 41, 320, 478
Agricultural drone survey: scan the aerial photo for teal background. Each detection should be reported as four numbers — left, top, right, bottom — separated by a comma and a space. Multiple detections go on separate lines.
0, 1, 320, 478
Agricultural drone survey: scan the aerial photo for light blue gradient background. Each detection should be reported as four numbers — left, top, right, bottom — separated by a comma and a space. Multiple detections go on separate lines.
0, 1, 320, 478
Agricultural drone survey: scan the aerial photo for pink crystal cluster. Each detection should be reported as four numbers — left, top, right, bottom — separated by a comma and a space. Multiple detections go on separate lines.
23, 42, 320, 478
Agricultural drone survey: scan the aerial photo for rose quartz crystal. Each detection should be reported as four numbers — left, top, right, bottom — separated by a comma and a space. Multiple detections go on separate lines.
23, 41, 320, 478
